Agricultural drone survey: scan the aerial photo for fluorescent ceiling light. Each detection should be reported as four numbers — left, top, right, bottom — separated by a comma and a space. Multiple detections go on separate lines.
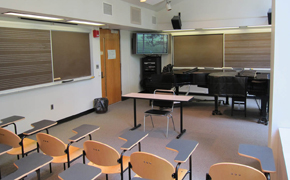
140, 0, 146, 2
203, 26, 239, 30
247, 25, 271, 28
67, 20, 105, 26
3, 12, 63, 21
163, 29, 195, 32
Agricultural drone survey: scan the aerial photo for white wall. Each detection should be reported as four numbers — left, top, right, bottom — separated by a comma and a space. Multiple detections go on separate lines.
269, 0, 290, 179
120, 30, 142, 94
0, 0, 157, 31
0, 18, 102, 134
156, 0, 272, 30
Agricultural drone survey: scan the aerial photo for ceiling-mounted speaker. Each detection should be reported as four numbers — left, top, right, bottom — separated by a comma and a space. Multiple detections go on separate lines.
171, 12, 182, 29
267, 8, 272, 25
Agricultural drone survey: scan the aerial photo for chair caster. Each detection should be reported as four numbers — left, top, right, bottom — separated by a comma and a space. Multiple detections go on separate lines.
212, 110, 222, 115
258, 118, 268, 125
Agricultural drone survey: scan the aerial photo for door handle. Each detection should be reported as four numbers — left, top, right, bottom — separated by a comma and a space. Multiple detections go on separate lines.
101, 72, 104, 78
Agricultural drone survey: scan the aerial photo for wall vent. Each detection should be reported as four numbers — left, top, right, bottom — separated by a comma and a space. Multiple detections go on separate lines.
103, 3, 112, 15
152, 16, 156, 24
131, 6, 141, 25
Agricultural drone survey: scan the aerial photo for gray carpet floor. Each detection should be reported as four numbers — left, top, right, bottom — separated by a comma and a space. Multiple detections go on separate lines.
0, 96, 268, 180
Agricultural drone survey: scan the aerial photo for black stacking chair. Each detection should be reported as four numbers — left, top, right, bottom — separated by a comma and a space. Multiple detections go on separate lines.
144, 89, 175, 137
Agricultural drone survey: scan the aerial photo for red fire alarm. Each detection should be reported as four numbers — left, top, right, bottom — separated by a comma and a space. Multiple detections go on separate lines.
93, 30, 99, 38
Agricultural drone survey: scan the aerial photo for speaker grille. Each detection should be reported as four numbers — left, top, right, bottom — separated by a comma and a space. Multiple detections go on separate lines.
103, 3, 112, 15
152, 16, 156, 24
131, 6, 141, 25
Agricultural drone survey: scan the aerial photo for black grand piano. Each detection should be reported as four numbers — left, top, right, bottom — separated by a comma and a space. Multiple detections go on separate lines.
142, 68, 270, 125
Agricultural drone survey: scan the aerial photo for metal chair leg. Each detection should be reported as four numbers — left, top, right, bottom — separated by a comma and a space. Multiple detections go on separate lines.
166, 116, 169, 138
49, 163, 52, 173
170, 114, 175, 131
150, 115, 154, 127
245, 99, 247, 117
144, 115, 146, 132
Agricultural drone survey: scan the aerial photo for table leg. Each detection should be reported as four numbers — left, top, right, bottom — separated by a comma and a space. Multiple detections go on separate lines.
258, 95, 269, 125
212, 96, 222, 115
130, 98, 141, 130
36, 169, 40, 180
189, 155, 192, 180
176, 102, 186, 139
225, 96, 229, 105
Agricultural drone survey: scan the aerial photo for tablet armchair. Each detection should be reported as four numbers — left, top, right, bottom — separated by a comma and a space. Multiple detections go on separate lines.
206, 162, 266, 180
129, 151, 188, 180
83, 140, 130, 180
0, 128, 36, 159
36, 133, 83, 173
129, 139, 198, 180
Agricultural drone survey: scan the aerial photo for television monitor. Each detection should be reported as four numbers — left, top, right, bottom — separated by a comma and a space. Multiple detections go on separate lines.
132, 33, 169, 55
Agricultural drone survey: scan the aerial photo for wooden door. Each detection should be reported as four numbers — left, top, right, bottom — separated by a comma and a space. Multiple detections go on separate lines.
100, 29, 121, 105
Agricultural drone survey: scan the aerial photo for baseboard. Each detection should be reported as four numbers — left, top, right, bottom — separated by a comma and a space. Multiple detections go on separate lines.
57, 108, 95, 125
18, 108, 94, 138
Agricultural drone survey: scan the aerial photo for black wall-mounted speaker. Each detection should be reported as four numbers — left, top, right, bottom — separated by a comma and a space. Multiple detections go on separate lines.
267, 8, 272, 25
171, 13, 182, 29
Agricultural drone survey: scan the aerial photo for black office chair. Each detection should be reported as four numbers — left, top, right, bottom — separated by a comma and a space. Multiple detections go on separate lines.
144, 89, 175, 137
231, 77, 248, 117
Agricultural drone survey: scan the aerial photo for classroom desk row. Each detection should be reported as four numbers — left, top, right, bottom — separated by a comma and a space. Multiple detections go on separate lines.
0, 117, 199, 180
0, 116, 276, 180
0, 117, 100, 180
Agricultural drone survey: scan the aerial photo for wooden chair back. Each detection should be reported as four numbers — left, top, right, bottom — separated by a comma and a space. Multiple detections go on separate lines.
209, 162, 266, 180
83, 140, 120, 166
0, 128, 21, 148
36, 133, 66, 156
130, 152, 175, 180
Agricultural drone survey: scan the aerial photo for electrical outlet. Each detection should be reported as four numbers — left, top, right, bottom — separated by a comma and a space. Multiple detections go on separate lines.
51, 104, 54, 110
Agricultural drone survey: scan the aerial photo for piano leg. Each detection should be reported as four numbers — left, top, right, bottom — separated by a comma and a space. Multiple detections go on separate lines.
224, 96, 229, 105
212, 96, 222, 115
175, 86, 180, 95
257, 95, 269, 125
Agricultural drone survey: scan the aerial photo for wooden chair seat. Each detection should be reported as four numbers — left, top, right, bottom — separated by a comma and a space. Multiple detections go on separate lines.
51, 146, 83, 164
36, 133, 83, 172
134, 167, 187, 179
88, 155, 130, 174
83, 140, 129, 180
7, 138, 37, 155
177, 168, 188, 179
0, 128, 37, 157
